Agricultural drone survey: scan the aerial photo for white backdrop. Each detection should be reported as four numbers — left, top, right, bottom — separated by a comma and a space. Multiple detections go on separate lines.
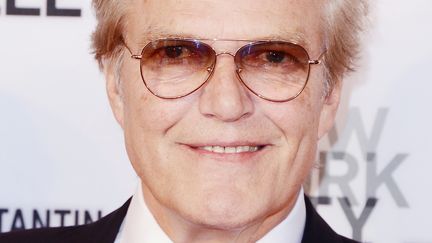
1, 1, 431, 242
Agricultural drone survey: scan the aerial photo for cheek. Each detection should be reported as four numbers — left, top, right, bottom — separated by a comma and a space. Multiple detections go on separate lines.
120, 71, 195, 177
268, 89, 322, 137
120, 60, 182, 134
260, 86, 323, 184
120, 60, 196, 133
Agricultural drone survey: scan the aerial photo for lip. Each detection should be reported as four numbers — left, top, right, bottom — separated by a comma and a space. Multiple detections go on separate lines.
178, 141, 271, 161
182, 140, 268, 148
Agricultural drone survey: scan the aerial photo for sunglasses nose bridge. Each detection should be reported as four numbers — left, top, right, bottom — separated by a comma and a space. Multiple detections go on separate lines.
207, 52, 237, 73
216, 52, 235, 57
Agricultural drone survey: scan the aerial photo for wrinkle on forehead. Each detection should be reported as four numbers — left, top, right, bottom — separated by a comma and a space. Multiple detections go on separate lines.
127, 0, 323, 53
133, 29, 310, 51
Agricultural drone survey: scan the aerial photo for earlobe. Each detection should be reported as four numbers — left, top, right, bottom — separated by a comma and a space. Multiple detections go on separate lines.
104, 60, 125, 129
317, 82, 342, 139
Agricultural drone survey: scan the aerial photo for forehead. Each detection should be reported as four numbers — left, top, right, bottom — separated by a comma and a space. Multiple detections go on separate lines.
126, 0, 324, 51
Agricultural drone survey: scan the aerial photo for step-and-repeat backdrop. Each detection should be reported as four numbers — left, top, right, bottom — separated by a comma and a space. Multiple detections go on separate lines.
1, 1, 431, 242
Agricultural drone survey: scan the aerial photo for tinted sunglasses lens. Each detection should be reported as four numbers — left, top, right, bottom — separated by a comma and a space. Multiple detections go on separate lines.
140, 39, 215, 98
236, 42, 310, 101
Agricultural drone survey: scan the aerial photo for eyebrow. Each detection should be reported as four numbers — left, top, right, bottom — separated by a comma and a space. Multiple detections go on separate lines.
135, 26, 311, 50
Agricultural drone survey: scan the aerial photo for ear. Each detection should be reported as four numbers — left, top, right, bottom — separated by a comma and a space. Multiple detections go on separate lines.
103, 59, 125, 129
317, 81, 342, 139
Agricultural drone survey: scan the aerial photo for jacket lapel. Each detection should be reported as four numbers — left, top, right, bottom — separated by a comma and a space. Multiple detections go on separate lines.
301, 195, 343, 243
82, 198, 132, 243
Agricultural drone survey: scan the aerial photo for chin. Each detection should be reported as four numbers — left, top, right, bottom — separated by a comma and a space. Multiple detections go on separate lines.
189, 211, 257, 231
180, 189, 266, 231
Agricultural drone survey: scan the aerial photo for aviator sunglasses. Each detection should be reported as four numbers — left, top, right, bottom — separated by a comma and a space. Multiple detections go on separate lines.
124, 38, 325, 102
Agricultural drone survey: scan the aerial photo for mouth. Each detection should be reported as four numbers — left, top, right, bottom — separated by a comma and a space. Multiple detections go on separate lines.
196, 145, 265, 154
179, 142, 270, 163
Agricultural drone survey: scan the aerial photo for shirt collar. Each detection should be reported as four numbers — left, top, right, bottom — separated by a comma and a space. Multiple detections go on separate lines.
115, 182, 172, 243
115, 182, 306, 243
257, 187, 306, 243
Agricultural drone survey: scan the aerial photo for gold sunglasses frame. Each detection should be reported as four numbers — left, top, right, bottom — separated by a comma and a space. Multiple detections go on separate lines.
123, 38, 325, 102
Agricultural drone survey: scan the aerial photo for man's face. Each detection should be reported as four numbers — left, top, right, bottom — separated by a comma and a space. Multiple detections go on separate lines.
107, 0, 339, 229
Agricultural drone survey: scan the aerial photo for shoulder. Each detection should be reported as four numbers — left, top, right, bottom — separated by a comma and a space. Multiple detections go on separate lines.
340, 235, 360, 243
0, 198, 131, 243
301, 195, 360, 243
0, 224, 92, 243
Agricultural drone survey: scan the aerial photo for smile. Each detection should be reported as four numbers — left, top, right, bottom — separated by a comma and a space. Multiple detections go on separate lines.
197, 145, 263, 154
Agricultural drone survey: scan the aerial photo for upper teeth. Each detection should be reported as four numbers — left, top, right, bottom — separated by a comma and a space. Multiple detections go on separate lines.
199, 146, 259, 153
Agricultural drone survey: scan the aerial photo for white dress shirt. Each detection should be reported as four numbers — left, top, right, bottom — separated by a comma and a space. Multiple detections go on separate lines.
115, 182, 306, 243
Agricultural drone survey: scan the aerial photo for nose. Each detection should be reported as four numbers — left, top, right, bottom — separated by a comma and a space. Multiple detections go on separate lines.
198, 54, 254, 122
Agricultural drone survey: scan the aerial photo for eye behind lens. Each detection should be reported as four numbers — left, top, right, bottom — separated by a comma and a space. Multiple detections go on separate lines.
234, 41, 311, 102
266, 51, 285, 63
165, 46, 184, 58
139, 39, 216, 99
237, 41, 309, 63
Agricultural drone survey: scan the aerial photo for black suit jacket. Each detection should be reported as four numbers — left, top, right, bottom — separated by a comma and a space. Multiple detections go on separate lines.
0, 196, 358, 243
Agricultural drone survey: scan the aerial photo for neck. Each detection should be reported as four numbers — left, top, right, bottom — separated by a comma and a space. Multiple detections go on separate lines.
141, 182, 300, 243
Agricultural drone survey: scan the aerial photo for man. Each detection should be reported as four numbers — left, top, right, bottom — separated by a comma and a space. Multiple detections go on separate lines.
0, 0, 368, 242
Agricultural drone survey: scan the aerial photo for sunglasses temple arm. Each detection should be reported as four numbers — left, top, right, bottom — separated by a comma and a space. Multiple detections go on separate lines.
120, 36, 142, 59
309, 49, 327, 65
131, 54, 142, 59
